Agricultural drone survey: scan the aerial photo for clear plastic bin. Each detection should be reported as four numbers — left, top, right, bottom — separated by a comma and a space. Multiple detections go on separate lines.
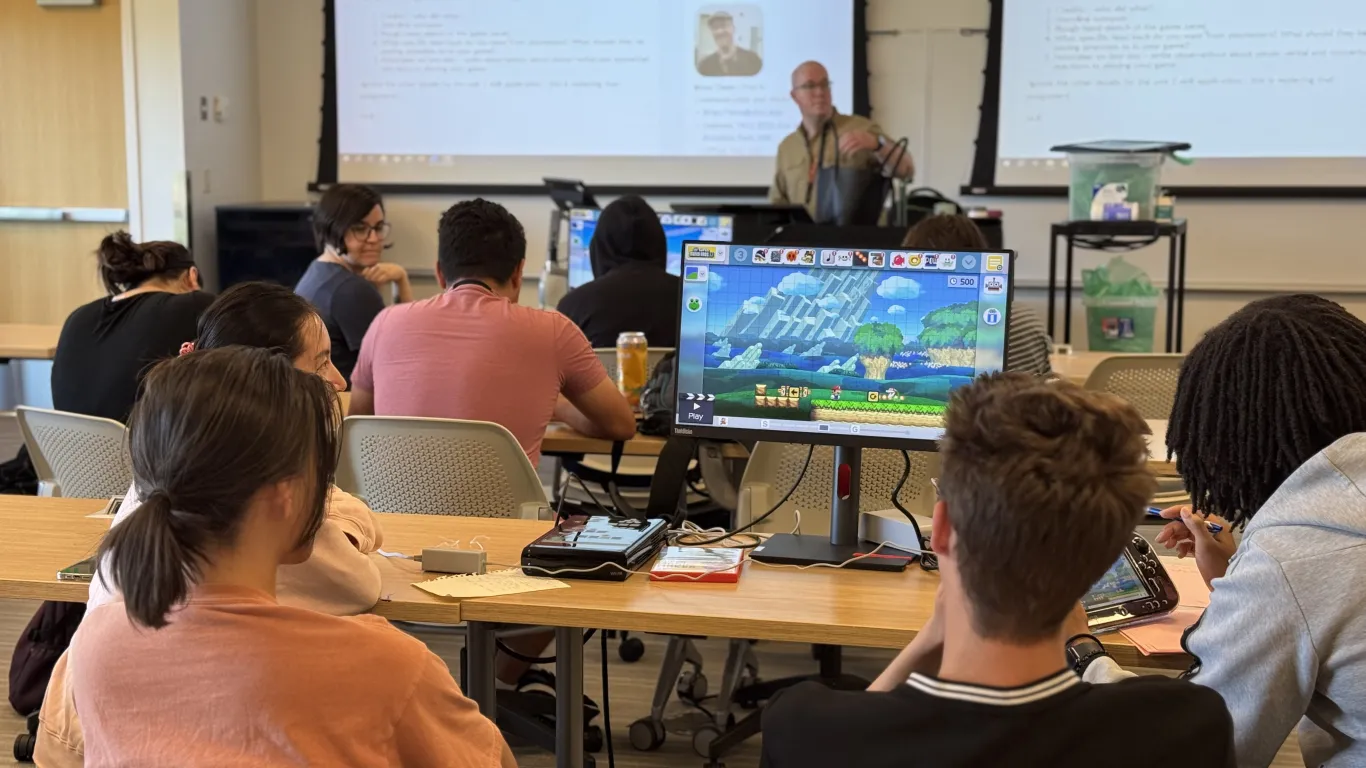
1051, 141, 1189, 222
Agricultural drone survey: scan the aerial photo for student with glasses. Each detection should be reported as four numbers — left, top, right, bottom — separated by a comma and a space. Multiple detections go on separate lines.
295, 183, 411, 383
769, 61, 916, 220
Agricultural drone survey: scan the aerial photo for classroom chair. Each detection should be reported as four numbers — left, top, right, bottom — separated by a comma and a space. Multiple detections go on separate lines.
335, 416, 603, 756
631, 443, 938, 759
336, 416, 547, 518
15, 406, 131, 499
1083, 354, 1185, 421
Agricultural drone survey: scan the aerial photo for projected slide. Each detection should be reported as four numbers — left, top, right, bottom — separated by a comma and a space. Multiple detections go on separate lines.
334, 0, 856, 186
994, 0, 1366, 187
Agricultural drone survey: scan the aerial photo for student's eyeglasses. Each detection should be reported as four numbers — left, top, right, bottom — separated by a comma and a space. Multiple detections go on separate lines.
794, 79, 832, 93
348, 222, 392, 241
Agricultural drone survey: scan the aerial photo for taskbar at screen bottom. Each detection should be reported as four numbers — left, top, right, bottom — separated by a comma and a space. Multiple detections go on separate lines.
674, 407, 945, 444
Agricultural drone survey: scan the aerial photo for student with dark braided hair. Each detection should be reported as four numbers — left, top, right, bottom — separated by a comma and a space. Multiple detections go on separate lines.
1080, 294, 1366, 767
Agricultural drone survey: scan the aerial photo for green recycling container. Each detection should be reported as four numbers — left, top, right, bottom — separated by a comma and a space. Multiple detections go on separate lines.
1084, 295, 1159, 353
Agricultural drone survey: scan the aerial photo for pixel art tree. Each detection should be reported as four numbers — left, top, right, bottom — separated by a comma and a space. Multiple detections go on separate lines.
853, 321, 904, 380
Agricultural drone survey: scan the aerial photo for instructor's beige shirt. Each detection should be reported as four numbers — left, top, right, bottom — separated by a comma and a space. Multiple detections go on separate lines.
768, 112, 889, 218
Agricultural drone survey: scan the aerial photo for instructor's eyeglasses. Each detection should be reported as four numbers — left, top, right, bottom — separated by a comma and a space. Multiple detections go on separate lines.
348, 222, 392, 241
794, 79, 832, 93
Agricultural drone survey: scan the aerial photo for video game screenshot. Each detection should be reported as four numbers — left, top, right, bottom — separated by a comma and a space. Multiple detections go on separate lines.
567, 207, 734, 288
1083, 555, 1150, 611
674, 242, 1014, 443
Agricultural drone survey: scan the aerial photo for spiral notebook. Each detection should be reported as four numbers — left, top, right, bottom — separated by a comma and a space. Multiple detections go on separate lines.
413, 569, 570, 599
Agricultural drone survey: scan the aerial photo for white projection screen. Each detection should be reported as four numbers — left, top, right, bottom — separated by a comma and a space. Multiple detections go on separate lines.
969, 0, 1366, 192
325, 0, 867, 190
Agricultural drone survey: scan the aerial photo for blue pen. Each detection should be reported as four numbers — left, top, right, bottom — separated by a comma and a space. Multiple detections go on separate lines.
1147, 506, 1223, 534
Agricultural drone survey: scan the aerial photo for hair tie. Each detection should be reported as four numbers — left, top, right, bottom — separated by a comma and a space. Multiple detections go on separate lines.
178, 341, 196, 356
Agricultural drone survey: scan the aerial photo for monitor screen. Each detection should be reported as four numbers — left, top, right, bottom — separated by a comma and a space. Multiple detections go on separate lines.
1083, 554, 1151, 611
567, 208, 735, 288
672, 243, 1015, 449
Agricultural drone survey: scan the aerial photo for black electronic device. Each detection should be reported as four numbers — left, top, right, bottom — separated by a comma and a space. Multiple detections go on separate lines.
543, 177, 599, 212
521, 515, 668, 582
674, 239, 1017, 568
1083, 534, 1180, 632
215, 203, 317, 290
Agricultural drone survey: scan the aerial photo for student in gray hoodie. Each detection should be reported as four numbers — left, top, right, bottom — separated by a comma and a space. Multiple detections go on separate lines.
1078, 295, 1366, 767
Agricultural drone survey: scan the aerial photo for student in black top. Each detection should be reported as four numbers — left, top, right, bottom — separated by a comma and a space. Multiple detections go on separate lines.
51, 231, 213, 423
294, 184, 410, 382
556, 196, 680, 348
760, 374, 1235, 768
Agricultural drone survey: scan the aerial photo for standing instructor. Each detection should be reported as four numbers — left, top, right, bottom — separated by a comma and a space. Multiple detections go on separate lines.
769, 61, 914, 220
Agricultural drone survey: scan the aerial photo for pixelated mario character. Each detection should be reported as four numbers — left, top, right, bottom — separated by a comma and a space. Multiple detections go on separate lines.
830, 385, 842, 401
884, 387, 899, 401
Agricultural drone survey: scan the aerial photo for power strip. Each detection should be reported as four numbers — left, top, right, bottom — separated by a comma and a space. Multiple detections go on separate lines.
420, 548, 487, 575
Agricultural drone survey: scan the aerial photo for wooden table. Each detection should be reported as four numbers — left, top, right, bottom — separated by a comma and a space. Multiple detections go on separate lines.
0, 498, 1190, 768
0, 324, 61, 360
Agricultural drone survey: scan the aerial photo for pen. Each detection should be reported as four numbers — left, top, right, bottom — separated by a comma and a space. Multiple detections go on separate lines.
1147, 506, 1223, 535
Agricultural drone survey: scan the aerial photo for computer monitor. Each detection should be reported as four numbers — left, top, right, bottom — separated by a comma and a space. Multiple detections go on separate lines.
672, 240, 1016, 567
566, 208, 735, 289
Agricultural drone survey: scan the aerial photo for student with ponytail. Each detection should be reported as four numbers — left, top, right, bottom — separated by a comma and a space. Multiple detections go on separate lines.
60, 349, 512, 766
51, 231, 212, 422
37, 283, 391, 766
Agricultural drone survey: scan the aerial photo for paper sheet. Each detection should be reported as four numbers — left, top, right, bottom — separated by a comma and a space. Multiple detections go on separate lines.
1159, 555, 1212, 609
412, 568, 569, 599
1120, 606, 1204, 655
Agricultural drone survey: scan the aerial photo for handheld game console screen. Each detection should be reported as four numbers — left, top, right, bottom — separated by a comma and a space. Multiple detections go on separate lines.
1083, 554, 1150, 611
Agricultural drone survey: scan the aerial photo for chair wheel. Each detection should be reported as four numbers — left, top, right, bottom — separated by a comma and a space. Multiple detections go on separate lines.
585, 724, 604, 753
692, 725, 722, 758
677, 670, 708, 703
618, 635, 646, 663
628, 717, 667, 751
14, 732, 36, 763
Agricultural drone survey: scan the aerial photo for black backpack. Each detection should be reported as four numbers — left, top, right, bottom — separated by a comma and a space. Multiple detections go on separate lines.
638, 352, 677, 437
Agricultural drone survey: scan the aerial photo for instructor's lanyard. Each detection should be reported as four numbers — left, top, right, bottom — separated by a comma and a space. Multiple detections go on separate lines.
802, 118, 841, 205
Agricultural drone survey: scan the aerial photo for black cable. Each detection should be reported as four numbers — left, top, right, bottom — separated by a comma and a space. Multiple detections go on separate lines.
689, 444, 815, 546
895, 450, 938, 572
567, 473, 614, 516
495, 629, 598, 665
600, 630, 616, 768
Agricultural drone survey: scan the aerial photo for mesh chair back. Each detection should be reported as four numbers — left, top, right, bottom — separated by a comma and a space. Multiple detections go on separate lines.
736, 443, 938, 535
16, 406, 131, 499
336, 416, 546, 518
593, 347, 675, 384
1083, 355, 1185, 420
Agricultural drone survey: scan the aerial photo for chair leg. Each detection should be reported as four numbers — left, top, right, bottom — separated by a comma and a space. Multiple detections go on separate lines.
646, 636, 693, 723
712, 638, 752, 729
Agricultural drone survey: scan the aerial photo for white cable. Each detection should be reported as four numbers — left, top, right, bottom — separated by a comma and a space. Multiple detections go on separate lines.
491, 539, 928, 581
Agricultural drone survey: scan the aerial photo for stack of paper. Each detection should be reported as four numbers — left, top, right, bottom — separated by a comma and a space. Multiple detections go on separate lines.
1119, 556, 1211, 655
413, 569, 569, 599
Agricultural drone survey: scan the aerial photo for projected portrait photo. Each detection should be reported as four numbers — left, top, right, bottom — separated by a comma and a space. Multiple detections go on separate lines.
695, 5, 764, 77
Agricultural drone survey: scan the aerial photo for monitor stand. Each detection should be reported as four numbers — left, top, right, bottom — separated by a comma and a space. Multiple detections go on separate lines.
750, 446, 917, 573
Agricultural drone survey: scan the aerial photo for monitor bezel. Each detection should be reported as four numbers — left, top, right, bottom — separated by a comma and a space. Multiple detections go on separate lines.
670, 242, 1017, 452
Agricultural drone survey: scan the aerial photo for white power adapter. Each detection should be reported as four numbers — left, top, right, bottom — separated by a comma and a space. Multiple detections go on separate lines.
420, 547, 487, 575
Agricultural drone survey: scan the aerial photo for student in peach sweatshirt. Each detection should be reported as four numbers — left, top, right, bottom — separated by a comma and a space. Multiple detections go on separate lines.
36, 283, 390, 765
58, 348, 513, 766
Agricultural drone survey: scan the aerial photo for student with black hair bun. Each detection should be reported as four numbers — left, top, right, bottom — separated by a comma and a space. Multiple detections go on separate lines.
1084, 295, 1366, 767
50, 231, 213, 422
55, 349, 512, 766
295, 184, 410, 382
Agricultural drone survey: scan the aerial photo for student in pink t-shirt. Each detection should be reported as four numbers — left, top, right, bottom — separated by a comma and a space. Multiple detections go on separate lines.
349, 198, 636, 465
64, 348, 513, 768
